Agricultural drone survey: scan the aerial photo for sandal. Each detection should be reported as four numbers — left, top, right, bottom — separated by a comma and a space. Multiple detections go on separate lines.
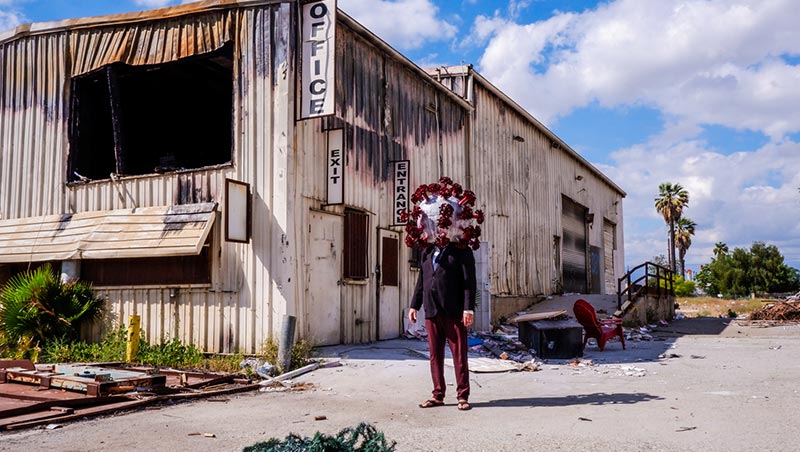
419, 399, 444, 408
457, 400, 471, 411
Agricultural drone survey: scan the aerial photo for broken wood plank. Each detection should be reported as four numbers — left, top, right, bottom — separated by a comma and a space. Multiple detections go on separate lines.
0, 360, 34, 371
509, 310, 567, 323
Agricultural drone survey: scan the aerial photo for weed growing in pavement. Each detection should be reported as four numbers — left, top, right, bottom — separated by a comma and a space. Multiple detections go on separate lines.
261, 337, 316, 371
201, 354, 246, 373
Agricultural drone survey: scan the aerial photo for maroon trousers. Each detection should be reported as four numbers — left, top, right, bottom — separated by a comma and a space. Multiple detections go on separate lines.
425, 315, 470, 401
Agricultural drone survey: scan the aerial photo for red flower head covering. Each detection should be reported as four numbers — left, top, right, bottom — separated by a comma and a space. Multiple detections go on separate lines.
400, 177, 484, 250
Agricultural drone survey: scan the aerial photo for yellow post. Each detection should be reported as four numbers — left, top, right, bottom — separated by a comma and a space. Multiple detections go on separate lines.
126, 315, 141, 363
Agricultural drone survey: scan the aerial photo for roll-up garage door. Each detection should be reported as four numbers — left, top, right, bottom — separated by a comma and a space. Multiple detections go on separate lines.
561, 195, 587, 293
603, 220, 616, 295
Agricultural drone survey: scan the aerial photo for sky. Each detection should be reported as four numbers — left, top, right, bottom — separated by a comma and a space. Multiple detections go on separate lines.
2, 0, 800, 273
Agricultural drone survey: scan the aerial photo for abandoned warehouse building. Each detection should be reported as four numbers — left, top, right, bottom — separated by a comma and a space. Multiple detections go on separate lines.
0, 0, 626, 353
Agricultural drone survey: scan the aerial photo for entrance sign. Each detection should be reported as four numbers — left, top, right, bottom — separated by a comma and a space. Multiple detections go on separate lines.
300, 0, 336, 118
393, 160, 410, 225
327, 129, 344, 205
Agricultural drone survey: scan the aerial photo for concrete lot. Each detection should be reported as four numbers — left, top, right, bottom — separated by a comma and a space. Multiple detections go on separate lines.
2, 318, 799, 452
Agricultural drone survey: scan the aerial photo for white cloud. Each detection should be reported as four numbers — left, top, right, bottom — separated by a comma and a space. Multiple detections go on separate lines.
603, 137, 800, 269
0, 7, 23, 33
508, 0, 533, 19
472, 0, 800, 270
132, 0, 176, 7
475, 0, 800, 139
339, 0, 457, 50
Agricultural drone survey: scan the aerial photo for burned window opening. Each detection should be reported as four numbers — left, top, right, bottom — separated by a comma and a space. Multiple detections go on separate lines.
68, 42, 234, 183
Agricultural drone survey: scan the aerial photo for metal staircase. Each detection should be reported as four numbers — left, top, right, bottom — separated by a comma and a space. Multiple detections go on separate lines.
615, 262, 675, 318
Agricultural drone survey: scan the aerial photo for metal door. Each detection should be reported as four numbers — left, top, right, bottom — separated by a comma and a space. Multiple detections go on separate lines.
377, 229, 401, 340
603, 220, 616, 294
473, 241, 492, 332
561, 195, 588, 293
305, 210, 343, 346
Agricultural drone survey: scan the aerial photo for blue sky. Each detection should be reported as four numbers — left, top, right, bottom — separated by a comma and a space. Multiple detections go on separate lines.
2, 0, 800, 273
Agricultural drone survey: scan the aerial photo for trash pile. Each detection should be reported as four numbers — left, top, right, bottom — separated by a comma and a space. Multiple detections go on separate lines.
467, 324, 536, 363
750, 300, 800, 321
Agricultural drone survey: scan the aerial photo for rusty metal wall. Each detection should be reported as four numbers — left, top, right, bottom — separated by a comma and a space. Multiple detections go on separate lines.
469, 81, 624, 298
294, 24, 468, 343
0, 2, 295, 353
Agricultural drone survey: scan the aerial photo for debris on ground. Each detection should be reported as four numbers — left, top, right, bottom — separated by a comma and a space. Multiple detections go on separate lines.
1, 358, 331, 431
403, 308, 678, 372
749, 300, 800, 321
259, 381, 316, 393
240, 358, 276, 378
620, 366, 647, 377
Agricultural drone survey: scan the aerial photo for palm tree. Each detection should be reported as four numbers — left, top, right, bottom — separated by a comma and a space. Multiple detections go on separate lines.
713, 242, 729, 258
675, 217, 697, 277
0, 264, 104, 351
654, 182, 689, 273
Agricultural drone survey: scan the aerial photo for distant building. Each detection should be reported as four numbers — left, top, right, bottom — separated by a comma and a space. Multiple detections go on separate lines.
0, 0, 625, 352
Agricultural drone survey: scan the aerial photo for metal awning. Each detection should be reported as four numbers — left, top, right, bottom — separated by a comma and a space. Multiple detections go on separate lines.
0, 203, 216, 263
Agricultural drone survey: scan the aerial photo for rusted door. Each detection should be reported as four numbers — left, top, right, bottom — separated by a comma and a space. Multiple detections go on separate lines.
377, 229, 401, 340
305, 210, 343, 346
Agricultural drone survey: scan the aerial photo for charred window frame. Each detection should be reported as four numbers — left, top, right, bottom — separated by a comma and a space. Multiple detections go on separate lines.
344, 209, 369, 280
68, 42, 235, 183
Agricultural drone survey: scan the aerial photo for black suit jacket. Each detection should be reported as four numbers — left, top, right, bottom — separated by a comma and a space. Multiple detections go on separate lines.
411, 244, 477, 319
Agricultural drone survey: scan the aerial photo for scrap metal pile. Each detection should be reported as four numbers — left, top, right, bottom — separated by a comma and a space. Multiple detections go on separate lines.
750, 300, 800, 321
0, 360, 260, 431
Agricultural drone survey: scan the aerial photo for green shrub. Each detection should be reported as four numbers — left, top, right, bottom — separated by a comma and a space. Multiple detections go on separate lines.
202, 354, 246, 374
39, 326, 127, 363
243, 423, 396, 452
138, 337, 204, 369
674, 278, 696, 297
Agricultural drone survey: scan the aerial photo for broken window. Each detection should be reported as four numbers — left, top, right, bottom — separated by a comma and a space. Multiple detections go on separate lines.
68, 42, 234, 183
344, 209, 369, 280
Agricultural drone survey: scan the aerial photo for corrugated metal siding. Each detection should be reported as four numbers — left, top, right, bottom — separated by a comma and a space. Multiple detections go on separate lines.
0, 33, 70, 220
0, 4, 295, 353
294, 24, 467, 343
471, 84, 540, 296
468, 82, 623, 298
68, 12, 236, 76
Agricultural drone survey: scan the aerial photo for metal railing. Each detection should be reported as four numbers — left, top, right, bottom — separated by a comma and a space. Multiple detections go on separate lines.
617, 261, 675, 312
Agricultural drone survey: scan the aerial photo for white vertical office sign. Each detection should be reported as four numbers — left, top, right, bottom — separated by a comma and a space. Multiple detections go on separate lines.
327, 129, 344, 205
393, 160, 410, 225
301, 0, 336, 119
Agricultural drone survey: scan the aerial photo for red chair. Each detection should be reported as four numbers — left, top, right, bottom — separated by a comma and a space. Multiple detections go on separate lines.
573, 299, 625, 351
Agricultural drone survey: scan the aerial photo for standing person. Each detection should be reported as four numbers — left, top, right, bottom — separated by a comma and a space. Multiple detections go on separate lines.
408, 242, 476, 411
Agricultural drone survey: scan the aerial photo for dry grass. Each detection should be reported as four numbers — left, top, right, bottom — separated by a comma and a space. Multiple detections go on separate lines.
677, 296, 765, 318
